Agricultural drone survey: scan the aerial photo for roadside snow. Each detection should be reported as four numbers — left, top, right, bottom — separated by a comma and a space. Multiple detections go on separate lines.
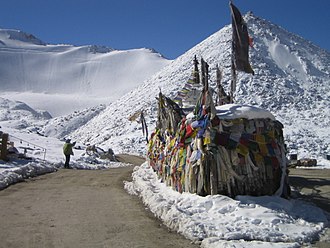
125, 162, 329, 247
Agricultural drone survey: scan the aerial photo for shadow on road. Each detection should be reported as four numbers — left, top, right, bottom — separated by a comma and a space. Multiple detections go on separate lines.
289, 175, 330, 213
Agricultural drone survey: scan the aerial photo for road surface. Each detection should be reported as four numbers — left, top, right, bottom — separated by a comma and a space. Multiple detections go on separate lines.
289, 168, 330, 213
289, 168, 330, 247
0, 154, 199, 248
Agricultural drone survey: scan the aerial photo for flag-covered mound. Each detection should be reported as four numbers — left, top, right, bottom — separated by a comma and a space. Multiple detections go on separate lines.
147, 91, 289, 198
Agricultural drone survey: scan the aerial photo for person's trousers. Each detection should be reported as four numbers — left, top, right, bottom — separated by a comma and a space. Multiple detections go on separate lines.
65, 155, 71, 168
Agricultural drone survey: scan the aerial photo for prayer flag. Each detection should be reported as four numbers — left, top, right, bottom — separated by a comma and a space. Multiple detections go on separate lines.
230, 2, 254, 75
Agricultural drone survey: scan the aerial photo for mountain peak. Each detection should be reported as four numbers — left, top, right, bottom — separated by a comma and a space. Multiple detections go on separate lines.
0, 29, 46, 45
87, 44, 114, 54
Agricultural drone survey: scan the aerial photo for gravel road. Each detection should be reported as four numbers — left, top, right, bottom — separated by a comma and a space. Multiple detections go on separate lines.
0, 155, 199, 248
289, 168, 330, 247
289, 168, 330, 213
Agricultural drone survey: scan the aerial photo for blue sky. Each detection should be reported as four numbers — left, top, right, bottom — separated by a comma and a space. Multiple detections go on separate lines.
0, 0, 329, 59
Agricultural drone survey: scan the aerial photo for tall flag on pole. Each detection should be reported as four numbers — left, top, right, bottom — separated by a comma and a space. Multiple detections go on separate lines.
192, 55, 200, 85
216, 65, 229, 105
194, 58, 216, 119
174, 55, 201, 107
229, 1, 254, 75
201, 58, 209, 92
140, 110, 148, 143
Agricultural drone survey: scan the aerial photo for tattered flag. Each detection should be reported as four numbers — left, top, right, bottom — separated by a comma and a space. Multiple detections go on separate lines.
230, 2, 254, 75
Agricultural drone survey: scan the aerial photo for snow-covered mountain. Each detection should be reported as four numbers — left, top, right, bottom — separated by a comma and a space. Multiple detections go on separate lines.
67, 13, 330, 162
0, 97, 51, 129
0, 29, 170, 116
0, 15, 329, 247
1, 13, 329, 164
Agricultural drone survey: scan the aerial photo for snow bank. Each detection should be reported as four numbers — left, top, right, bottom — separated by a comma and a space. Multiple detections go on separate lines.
0, 159, 57, 190
125, 162, 328, 247
215, 104, 275, 120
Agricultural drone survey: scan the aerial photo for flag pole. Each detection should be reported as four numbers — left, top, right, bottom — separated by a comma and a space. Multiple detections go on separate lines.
193, 55, 200, 85
216, 64, 229, 105
229, 1, 236, 103
230, 58, 236, 103
230, 0, 237, 104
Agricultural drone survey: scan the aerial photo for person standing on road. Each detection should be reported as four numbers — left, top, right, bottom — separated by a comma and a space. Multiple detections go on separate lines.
63, 139, 76, 169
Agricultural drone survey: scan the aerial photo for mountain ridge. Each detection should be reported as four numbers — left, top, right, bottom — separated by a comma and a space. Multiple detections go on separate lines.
0, 29, 46, 46
0, 28, 170, 116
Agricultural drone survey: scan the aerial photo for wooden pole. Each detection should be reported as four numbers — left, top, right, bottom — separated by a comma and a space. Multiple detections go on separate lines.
0, 133, 9, 161
193, 55, 200, 85
230, 60, 237, 103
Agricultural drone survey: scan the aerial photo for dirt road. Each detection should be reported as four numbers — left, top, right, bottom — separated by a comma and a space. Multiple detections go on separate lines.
289, 168, 330, 213
289, 168, 330, 248
0, 155, 199, 248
